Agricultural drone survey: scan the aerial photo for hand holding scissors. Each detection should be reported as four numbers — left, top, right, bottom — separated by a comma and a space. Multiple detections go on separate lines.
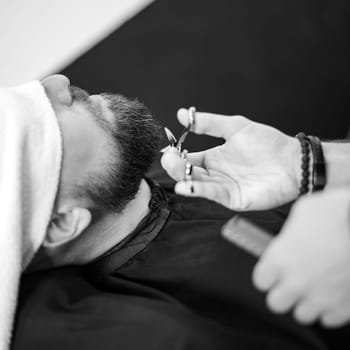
161, 109, 300, 211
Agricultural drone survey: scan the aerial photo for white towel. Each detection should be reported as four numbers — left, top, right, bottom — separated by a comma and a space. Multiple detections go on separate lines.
0, 81, 62, 349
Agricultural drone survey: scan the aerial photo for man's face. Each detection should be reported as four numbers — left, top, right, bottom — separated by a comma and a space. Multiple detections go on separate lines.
41, 74, 161, 217
41, 74, 112, 207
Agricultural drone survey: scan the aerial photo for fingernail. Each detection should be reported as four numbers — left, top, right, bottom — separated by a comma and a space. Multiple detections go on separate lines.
178, 108, 188, 114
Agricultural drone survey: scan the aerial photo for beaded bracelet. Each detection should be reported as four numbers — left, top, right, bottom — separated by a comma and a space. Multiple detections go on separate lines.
295, 132, 311, 195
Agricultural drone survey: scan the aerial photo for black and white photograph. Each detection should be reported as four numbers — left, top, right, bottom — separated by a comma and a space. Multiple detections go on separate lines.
0, 1, 350, 349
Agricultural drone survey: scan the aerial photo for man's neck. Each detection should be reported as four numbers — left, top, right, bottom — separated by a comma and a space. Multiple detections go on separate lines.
31, 179, 152, 269
82, 179, 152, 261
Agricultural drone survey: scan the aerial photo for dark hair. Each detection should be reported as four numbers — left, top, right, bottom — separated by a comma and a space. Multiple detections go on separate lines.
76, 93, 161, 214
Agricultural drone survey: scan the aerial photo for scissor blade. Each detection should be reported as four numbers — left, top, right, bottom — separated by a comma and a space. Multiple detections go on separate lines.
164, 127, 177, 145
177, 127, 190, 148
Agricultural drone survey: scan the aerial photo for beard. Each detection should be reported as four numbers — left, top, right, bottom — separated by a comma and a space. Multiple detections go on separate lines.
77, 91, 162, 214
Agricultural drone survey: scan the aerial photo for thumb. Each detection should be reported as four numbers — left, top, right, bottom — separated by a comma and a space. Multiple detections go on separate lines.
177, 108, 251, 140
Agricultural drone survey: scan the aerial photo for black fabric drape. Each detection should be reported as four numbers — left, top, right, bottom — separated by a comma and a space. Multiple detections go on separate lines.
13, 173, 350, 349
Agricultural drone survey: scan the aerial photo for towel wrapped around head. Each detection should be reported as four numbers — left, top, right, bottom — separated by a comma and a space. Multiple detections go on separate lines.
0, 81, 62, 349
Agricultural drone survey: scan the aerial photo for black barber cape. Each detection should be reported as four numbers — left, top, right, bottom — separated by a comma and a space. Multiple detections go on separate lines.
12, 176, 348, 349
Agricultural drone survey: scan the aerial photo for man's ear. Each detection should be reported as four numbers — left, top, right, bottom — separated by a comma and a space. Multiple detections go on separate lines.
44, 208, 91, 247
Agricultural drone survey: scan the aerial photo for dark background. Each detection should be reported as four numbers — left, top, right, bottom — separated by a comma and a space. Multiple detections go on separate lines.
61, 0, 350, 151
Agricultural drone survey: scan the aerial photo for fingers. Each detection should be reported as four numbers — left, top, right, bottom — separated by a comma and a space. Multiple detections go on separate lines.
293, 301, 320, 325
266, 283, 299, 314
174, 180, 231, 208
253, 244, 301, 315
177, 108, 251, 140
161, 148, 208, 182
252, 253, 281, 292
254, 250, 322, 325
321, 309, 350, 328
161, 147, 206, 168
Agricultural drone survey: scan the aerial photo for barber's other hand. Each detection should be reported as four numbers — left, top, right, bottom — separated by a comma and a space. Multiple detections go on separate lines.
161, 109, 300, 210
253, 188, 350, 327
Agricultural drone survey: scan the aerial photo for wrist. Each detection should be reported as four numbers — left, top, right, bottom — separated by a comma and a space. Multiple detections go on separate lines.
322, 142, 350, 188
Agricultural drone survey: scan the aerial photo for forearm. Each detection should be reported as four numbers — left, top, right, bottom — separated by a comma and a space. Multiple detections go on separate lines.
323, 142, 350, 188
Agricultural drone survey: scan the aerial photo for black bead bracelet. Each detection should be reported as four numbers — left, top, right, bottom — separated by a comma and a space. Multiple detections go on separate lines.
296, 132, 311, 195
295, 133, 327, 195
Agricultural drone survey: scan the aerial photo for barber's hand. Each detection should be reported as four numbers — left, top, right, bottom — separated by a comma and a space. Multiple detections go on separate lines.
161, 109, 300, 210
253, 188, 350, 327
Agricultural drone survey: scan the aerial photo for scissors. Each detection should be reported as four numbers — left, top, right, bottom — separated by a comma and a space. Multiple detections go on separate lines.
162, 106, 196, 154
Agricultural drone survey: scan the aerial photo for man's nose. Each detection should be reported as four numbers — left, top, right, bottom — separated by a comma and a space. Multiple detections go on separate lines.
41, 74, 72, 108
